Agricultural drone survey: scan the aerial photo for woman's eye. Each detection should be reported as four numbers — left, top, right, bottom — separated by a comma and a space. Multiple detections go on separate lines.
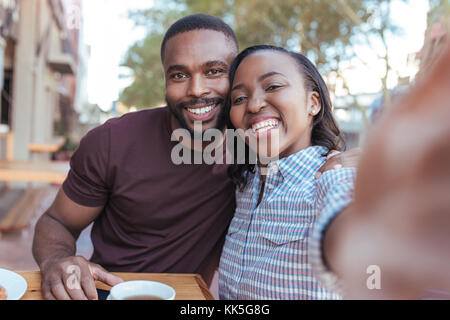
266, 84, 282, 91
232, 96, 246, 104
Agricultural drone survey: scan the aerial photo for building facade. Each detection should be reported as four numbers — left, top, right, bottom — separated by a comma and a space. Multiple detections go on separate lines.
0, 0, 84, 161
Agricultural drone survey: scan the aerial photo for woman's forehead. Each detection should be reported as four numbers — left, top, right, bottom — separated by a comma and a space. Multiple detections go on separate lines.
235, 50, 301, 81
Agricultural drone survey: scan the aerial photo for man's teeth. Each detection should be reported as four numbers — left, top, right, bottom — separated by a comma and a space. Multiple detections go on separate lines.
252, 119, 279, 133
187, 104, 217, 115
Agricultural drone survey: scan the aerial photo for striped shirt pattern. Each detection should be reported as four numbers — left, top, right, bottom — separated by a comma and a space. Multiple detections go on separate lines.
219, 146, 356, 299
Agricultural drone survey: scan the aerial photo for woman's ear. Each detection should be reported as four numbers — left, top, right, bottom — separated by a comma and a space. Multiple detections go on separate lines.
308, 92, 321, 116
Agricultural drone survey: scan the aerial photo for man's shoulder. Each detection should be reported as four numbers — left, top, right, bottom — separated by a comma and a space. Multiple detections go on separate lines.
98, 106, 170, 136
107, 106, 169, 127
82, 106, 170, 144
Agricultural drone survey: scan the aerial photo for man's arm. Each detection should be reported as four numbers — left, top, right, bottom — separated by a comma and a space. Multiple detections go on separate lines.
315, 149, 362, 179
32, 188, 123, 300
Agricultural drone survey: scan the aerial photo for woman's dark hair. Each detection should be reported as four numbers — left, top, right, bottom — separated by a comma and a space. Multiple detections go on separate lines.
226, 45, 345, 190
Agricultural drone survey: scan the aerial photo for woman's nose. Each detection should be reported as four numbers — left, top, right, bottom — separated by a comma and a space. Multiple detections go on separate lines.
247, 94, 266, 113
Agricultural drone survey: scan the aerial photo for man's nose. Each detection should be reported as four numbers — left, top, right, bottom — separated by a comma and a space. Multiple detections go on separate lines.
187, 74, 211, 98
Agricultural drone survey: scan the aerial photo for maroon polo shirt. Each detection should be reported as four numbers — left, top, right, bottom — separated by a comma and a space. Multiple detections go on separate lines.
62, 107, 236, 284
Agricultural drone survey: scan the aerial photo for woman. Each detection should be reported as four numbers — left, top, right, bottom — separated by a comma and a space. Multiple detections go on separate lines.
219, 45, 356, 299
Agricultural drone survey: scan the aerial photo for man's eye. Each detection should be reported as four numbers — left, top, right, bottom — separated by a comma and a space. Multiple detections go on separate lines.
206, 69, 224, 76
171, 72, 187, 79
232, 96, 246, 105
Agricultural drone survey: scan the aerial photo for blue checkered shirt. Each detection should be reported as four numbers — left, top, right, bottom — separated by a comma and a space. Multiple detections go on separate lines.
218, 146, 356, 299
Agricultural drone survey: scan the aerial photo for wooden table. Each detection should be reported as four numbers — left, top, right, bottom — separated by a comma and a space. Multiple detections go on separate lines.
17, 271, 214, 300
0, 160, 69, 184
28, 136, 66, 153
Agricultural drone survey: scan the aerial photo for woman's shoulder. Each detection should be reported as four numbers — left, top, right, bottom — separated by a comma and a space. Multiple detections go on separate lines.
314, 166, 356, 201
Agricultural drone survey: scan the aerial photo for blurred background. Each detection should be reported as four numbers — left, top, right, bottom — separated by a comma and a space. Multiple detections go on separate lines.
0, 0, 448, 270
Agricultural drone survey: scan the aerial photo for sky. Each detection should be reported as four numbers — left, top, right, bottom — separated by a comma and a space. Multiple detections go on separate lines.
338, 0, 430, 95
82, 0, 152, 111
81, 0, 430, 111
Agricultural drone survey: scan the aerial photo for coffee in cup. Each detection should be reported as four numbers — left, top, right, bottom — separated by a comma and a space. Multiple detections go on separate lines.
109, 280, 176, 300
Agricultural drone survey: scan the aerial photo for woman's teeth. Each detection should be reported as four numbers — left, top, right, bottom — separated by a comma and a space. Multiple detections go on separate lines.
252, 119, 279, 133
187, 104, 217, 115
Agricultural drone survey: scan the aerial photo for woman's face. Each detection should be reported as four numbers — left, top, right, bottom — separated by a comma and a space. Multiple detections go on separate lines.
229, 50, 321, 162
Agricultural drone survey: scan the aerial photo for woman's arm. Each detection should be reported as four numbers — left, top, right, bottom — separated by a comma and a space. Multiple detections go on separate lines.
321, 43, 450, 299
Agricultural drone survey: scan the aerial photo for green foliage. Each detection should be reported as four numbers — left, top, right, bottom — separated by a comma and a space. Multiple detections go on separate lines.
120, 34, 166, 108
119, 0, 402, 109
428, 0, 450, 24
61, 135, 78, 152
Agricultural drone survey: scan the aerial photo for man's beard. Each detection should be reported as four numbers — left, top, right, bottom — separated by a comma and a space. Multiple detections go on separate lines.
166, 97, 228, 137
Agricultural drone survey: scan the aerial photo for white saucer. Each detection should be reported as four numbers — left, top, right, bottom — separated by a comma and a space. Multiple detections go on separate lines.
0, 268, 28, 300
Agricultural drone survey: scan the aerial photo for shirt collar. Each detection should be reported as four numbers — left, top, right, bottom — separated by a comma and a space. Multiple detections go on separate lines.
273, 145, 329, 184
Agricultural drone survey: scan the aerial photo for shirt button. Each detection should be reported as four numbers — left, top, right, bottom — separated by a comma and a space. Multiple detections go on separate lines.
267, 161, 279, 175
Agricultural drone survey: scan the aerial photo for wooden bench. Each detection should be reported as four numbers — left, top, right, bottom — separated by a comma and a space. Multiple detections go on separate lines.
0, 131, 69, 184
29, 136, 66, 153
0, 160, 69, 184
0, 131, 69, 234
0, 187, 49, 233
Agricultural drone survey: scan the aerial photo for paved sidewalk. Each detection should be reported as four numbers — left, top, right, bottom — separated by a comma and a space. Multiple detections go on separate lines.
0, 186, 93, 270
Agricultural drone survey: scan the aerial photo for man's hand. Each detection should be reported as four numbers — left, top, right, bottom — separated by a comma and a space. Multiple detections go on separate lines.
315, 148, 362, 179
40, 256, 123, 300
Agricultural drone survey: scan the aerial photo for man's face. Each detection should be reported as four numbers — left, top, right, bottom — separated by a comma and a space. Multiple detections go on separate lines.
163, 30, 237, 133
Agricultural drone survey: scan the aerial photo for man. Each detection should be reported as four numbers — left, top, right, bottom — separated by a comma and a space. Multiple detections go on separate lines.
33, 14, 239, 300
33, 14, 355, 300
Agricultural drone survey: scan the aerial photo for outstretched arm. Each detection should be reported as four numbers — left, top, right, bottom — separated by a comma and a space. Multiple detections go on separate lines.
322, 42, 450, 299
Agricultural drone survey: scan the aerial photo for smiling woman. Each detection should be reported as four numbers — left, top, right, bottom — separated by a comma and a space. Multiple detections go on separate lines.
227, 45, 343, 189
218, 45, 355, 300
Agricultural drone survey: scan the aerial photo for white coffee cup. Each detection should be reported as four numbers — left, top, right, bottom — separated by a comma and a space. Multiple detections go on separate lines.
109, 280, 176, 300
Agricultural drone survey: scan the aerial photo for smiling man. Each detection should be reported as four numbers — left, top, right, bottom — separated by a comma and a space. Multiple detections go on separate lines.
162, 28, 236, 134
32, 14, 239, 300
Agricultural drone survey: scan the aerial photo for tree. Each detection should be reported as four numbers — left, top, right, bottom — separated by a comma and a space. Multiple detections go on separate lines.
330, 0, 407, 131
428, 0, 450, 25
119, 0, 375, 108
119, 0, 407, 113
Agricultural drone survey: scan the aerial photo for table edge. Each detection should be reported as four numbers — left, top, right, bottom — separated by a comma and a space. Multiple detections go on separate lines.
15, 271, 214, 300
194, 274, 215, 300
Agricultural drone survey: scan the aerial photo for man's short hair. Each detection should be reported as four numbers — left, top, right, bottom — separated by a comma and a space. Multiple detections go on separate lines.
160, 14, 239, 61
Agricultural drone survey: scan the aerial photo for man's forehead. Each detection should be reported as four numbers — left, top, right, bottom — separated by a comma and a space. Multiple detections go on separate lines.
163, 29, 237, 66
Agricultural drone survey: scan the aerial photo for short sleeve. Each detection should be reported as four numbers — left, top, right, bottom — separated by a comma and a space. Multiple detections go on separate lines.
308, 167, 356, 294
62, 122, 111, 207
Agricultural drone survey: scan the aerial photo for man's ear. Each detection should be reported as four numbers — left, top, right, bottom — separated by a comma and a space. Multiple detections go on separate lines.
309, 92, 321, 116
